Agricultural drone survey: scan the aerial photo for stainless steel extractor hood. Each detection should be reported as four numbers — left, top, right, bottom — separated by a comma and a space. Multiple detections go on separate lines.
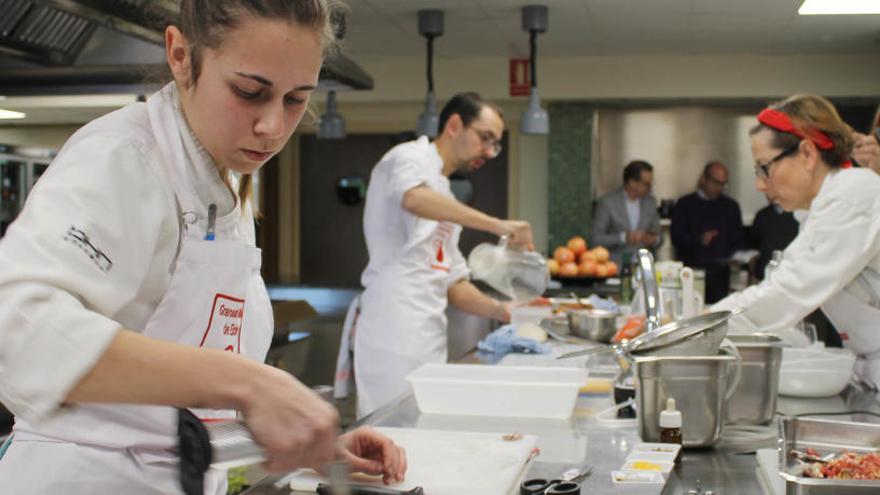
0, 0, 373, 95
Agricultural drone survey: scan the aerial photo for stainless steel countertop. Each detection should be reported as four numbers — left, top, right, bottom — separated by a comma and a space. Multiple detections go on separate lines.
243, 356, 880, 495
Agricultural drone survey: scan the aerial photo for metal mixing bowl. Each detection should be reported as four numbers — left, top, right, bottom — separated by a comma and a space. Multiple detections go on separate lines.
567, 309, 620, 343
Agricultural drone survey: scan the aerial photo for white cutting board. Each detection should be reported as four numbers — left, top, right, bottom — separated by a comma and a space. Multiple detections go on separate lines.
288, 427, 537, 495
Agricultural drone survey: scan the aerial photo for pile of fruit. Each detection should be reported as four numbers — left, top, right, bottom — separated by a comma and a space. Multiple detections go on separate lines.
547, 236, 619, 278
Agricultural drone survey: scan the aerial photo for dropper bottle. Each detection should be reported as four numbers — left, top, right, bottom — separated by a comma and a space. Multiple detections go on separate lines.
659, 397, 683, 462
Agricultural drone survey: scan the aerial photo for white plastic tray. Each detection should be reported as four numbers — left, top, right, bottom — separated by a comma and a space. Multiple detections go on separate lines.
406, 364, 587, 419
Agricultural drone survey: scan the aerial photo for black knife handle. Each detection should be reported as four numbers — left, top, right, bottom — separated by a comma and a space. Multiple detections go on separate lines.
177, 408, 213, 495
316, 482, 425, 495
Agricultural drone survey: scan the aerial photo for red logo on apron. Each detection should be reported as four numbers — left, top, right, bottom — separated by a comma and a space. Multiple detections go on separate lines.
200, 293, 245, 353
429, 222, 454, 272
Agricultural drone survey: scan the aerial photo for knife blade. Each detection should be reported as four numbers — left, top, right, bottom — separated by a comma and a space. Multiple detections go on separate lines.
326, 459, 351, 495
315, 483, 424, 495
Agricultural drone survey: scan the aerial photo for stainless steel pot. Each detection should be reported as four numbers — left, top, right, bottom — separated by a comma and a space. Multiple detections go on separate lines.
724, 333, 782, 425
634, 352, 740, 447
566, 309, 619, 343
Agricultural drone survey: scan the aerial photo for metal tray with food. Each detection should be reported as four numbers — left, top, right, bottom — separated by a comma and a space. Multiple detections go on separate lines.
778, 416, 880, 494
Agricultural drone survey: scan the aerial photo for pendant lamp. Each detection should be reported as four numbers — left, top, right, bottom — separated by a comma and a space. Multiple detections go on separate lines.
317, 90, 346, 139
520, 5, 549, 135
416, 9, 444, 138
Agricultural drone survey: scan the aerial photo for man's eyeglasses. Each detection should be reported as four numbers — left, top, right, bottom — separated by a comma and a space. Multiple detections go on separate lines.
755, 143, 800, 179
471, 127, 503, 158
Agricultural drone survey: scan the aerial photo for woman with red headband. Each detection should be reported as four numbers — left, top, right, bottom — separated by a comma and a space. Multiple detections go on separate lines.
712, 94, 880, 390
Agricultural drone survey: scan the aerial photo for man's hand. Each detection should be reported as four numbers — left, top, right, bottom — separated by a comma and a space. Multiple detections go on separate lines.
701, 229, 719, 246
853, 132, 880, 173
492, 301, 512, 323
498, 220, 534, 251
338, 426, 408, 485
641, 232, 659, 247
626, 230, 645, 245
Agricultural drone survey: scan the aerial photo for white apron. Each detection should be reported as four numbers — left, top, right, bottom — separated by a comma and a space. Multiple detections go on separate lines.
333, 293, 361, 400
353, 217, 463, 418
822, 285, 880, 391
0, 86, 273, 494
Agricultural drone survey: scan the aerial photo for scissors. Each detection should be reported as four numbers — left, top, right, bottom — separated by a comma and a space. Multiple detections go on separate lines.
520, 479, 580, 494
520, 465, 592, 495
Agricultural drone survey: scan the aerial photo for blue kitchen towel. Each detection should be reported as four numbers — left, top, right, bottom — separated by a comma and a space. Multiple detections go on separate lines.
477, 325, 550, 355
586, 294, 619, 312
0, 434, 12, 461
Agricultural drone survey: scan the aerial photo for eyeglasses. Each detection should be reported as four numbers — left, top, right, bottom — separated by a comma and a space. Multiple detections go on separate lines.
755, 142, 800, 179
470, 127, 503, 158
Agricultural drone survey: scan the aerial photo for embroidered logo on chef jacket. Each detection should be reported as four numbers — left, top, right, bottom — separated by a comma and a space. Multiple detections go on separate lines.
429, 222, 455, 272
64, 225, 113, 273
201, 293, 245, 353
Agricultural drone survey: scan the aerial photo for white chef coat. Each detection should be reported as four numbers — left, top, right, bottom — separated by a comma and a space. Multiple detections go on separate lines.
353, 136, 469, 417
0, 83, 266, 493
713, 168, 880, 385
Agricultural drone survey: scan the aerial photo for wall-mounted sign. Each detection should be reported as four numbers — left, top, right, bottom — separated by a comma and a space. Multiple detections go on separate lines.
509, 59, 530, 97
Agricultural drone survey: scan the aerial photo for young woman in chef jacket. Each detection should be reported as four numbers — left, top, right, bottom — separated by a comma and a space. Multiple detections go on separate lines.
0, 1, 406, 492
713, 94, 880, 390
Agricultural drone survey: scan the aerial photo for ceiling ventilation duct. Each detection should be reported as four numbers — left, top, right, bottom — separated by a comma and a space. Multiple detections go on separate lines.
0, 0, 373, 95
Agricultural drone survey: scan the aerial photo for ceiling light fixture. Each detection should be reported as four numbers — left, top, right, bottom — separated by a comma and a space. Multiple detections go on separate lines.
416, 9, 444, 138
317, 90, 346, 139
0, 109, 25, 120
520, 5, 549, 135
799, 0, 880, 15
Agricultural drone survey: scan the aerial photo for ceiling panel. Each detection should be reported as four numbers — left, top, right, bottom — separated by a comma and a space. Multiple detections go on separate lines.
341, 0, 880, 57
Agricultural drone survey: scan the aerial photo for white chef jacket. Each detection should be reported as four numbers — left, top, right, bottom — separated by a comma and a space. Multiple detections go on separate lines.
713, 168, 880, 348
353, 136, 469, 416
0, 91, 252, 424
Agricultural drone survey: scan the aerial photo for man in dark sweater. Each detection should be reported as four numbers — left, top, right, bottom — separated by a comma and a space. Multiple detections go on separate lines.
749, 195, 799, 280
671, 161, 745, 303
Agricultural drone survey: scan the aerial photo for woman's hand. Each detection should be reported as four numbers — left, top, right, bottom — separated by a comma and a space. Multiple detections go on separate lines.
339, 426, 408, 484
240, 365, 340, 472
853, 132, 880, 173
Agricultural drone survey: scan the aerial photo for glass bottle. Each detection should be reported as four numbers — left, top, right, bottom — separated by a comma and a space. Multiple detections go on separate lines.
659, 397, 683, 462
620, 257, 633, 304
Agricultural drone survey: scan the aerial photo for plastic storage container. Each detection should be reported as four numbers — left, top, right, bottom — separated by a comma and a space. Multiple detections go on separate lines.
631, 442, 681, 459
611, 470, 665, 494
621, 459, 674, 479
406, 364, 587, 419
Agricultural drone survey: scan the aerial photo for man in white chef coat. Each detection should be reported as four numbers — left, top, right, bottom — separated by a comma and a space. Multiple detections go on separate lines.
351, 92, 534, 417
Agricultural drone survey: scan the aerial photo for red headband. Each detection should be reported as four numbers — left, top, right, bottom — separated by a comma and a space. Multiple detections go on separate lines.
757, 108, 834, 150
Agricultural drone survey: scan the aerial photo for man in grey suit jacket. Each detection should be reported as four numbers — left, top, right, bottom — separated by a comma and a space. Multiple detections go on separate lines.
591, 160, 662, 267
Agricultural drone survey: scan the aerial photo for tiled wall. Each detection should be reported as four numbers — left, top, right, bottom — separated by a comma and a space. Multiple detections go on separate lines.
547, 102, 594, 251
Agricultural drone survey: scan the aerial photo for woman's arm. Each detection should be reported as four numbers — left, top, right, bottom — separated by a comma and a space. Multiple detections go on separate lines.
713, 195, 880, 334
68, 329, 341, 472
